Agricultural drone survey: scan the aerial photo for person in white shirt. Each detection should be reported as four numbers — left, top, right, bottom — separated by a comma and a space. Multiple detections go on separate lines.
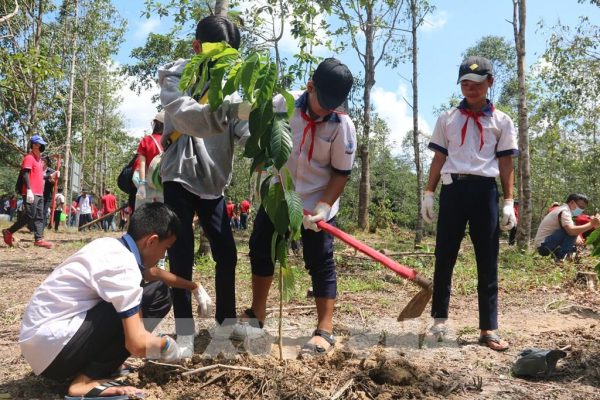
534, 193, 600, 260
239, 58, 356, 355
421, 56, 518, 352
19, 203, 188, 399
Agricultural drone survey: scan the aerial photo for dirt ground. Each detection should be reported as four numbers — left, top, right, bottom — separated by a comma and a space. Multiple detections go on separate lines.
0, 227, 599, 400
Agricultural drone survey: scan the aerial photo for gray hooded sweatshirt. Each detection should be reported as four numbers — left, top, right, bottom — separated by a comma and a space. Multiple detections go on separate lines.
158, 58, 249, 198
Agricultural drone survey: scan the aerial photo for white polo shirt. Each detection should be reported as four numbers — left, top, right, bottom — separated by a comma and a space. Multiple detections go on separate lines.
273, 91, 356, 219
19, 235, 144, 375
428, 99, 518, 178
534, 204, 573, 247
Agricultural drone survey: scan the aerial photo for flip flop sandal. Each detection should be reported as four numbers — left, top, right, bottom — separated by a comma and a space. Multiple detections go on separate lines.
63, 380, 144, 400
299, 329, 336, 356
478, 333, 509, 352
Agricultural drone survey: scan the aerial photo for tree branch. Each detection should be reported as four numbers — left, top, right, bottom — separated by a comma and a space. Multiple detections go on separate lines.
0, 0, 19, 24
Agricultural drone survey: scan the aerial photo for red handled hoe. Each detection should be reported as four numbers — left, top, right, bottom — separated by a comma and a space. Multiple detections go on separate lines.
305, 211, 433, 320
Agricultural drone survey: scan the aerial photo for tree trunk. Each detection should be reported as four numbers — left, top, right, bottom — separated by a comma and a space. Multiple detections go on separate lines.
26, 0, 44, 137
214, 0, 228, 17
513, 0, 531, 249
411, 0, 423, 246
80, 73, 88, 185
358, 7, 375, 231
63, 0, 79, 206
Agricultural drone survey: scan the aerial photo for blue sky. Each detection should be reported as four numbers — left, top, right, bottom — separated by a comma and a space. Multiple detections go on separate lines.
113, 0, 599, 150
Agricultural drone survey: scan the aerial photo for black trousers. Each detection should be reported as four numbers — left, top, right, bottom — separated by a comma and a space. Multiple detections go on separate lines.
250, 207, 338, 298
163, 182, 237, 331
7, 195, 44, 241
53, 209, 62, 231
431, 178, 500, 330
41, 281, 171, 381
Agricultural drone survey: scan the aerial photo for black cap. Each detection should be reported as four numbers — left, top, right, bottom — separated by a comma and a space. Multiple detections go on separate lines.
312, 58, 353, 111
457, 56, 493, 84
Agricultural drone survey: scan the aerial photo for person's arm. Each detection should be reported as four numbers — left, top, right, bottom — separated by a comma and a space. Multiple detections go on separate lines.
498, 156, 514, 200
425, 151, 446, 193
319, 173, 350, 207
143, 266, 198, 291
22, 170, 31, 190
121, 311, 168, 356
138, 155, 146, 182
563, 214, 600, 236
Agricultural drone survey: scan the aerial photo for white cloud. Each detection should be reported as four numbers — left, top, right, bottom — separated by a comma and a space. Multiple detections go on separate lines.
371, 84, 432, 154
133, 18, 161, 40
117, 78, 160, 139
421, 11, 447, 32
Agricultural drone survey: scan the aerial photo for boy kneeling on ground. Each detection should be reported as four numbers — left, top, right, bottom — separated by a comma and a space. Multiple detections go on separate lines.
19, 202, 208, 399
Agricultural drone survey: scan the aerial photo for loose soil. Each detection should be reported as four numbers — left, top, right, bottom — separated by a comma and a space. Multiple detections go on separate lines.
0, 228, 599, 399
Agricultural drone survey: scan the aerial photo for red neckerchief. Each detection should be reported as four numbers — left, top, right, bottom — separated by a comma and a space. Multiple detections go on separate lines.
299, 109, 325, 162
458, 103, 494, 151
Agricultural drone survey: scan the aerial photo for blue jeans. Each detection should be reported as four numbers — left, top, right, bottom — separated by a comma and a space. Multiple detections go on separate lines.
538, 229, 577, 259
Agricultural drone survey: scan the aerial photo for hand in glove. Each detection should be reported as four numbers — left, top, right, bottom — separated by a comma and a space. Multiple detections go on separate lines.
225, 100, 252, 121
302, 202, 331, 232
26, 189, 34, 204
136, 182, 146, 200
500, 199, 517, 231
159, 336, 182, 363
421, 191, 435, 224
193, 285, 213, 318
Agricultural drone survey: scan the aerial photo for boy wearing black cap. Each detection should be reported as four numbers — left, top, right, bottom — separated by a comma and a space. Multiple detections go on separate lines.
3, 135, 54, 249
237, 58, 356, 355
421, 56, 518, 351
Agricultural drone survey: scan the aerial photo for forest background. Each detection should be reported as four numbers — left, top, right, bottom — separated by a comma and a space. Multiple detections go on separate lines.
0, 0, 599, 247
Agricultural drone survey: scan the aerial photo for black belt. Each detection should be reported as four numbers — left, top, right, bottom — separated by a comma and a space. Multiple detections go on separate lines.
451, 174, 495, 181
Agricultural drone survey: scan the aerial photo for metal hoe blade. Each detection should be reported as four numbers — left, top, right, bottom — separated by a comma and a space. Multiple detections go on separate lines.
398, 274, 433, 321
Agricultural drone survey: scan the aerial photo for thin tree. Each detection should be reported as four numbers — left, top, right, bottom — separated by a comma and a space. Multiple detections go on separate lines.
62, 0, 79, 205
330, 0, 408, 230
512, 0, 531, 248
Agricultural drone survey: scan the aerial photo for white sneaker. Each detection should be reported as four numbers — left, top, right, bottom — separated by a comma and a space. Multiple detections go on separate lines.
230, 322, 267, 341
176, 334, 194, 358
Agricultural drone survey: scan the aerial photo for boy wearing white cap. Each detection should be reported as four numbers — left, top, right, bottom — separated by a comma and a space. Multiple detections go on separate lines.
422, 56, 518, 351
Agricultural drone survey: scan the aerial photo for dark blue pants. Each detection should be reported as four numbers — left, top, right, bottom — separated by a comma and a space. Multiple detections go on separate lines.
164, 182, 237, 332
249, 207, 337, 299
538, 229, 577, 259
431, 178, 500, 330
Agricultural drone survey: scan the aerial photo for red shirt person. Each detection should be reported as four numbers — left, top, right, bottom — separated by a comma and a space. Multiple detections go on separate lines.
2, 135, 53, 248
239, 199, 251, 230
100, 189, 118, 232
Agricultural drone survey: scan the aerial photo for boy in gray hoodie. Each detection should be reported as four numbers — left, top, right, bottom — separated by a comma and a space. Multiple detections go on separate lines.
158, 15, 250, 356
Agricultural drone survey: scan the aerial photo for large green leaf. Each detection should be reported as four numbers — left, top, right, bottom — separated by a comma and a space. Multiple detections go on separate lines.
255, 59, 278, 106
284, 189, 303, 235
586, 226, 600, 247
249, 150, 270, 177
207, 64, 228, 110
270, 112, 293, 169
223, 61, 243, 97
274, 199, 290, 236
279, 89, 296, 119
240, 53, 260, 102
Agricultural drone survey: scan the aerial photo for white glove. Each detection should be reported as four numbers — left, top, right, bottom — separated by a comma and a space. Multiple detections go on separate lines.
136, 183, 146, 200
500, 199, 517, 231
159, 336, 182, 362
26, 189, 34, 204
421, 191, 435, 224
226, 100, 252, 121
193, 285, 213, 318
302, 202, 331, 232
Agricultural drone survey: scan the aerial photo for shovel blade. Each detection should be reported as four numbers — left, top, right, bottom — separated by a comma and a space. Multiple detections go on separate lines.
397, 288, 432, 321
